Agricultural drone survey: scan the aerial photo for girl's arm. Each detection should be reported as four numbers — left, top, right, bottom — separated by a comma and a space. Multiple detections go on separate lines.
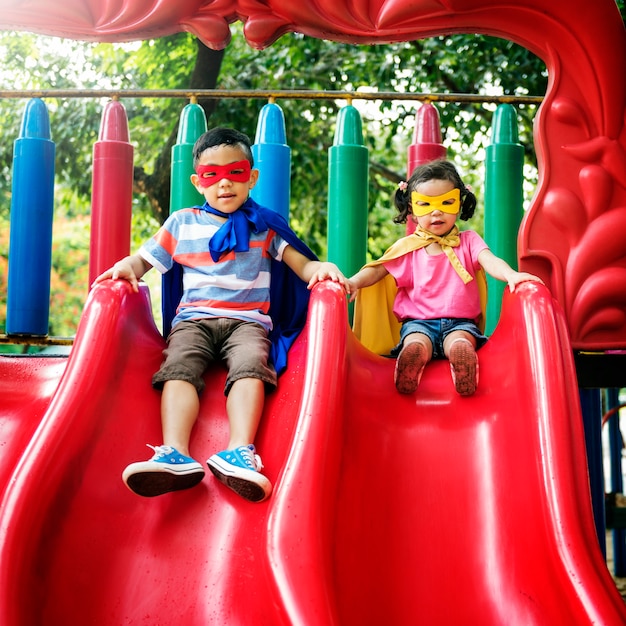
349, 264, 389, 289
477, 248, 543, 292
346, 264, 389, 301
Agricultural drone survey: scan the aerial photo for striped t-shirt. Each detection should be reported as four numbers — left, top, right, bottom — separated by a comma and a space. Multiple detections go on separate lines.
140, 207, 288, 332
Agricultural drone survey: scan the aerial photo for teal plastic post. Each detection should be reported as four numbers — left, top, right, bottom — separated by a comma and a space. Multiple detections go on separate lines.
327, 105, 368, 279
170, 102, 207, 213
6, 98, 55, 335
484, 104, 524, 335
251, 103, 291, 219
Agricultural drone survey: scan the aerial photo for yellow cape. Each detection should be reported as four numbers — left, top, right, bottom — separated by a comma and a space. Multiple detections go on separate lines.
352, 232, 487, 355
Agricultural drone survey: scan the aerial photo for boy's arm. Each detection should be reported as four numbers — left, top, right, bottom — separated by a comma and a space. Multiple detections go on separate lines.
477, 248, 543, 292
282, 245, 350, 293
91, 254, 153, 293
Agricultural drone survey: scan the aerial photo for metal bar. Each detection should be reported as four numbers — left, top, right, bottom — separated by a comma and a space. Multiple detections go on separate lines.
0, 87, 541, 347
0, 334, 74, 346
0, 88, 544, 105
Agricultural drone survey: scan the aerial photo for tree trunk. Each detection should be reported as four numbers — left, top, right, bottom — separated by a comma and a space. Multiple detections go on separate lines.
134, 39, 225, 223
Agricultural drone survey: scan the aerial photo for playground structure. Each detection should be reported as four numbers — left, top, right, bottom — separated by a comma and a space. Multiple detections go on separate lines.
1, 0, 626, 624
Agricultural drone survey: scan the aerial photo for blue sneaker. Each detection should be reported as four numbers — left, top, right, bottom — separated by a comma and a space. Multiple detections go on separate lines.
207, 445, 272, 503
122, 445, 205, 497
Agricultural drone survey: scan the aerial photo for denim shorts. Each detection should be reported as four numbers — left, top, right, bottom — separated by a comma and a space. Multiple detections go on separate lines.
152, 317, 277, 396
392, 318, 487, 360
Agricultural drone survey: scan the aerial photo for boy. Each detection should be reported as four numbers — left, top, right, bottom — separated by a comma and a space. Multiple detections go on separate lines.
94, 127, 348, 502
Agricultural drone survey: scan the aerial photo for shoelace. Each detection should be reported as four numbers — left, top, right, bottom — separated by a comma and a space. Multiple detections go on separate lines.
147, 444, 176, 460
147, 444, 165, 456
238, 445, 264, 471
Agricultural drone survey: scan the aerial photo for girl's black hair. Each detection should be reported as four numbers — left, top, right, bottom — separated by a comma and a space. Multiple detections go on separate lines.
393, 159, 477, 224
192, 127, 254, 168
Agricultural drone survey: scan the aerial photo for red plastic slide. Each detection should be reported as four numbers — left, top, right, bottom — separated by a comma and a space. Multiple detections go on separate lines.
0, 280, 625, 624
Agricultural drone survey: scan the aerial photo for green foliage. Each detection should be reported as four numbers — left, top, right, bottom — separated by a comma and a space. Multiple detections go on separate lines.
0, 24, 553, 337
49, 213, 90, 336
0, 215, 8, 333
207, 28, 545, 252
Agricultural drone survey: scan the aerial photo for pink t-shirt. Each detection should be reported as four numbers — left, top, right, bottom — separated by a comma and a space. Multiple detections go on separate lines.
383, 230, 488, 321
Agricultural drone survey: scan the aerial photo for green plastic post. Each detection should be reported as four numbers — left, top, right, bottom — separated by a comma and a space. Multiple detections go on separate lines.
170, 102, 207, 213
327, 105, 369, 281
161, 103, 207, 335
484, 104, 524, 335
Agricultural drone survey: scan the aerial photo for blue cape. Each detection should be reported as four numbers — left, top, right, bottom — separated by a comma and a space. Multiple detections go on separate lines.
161, 199, 316, 375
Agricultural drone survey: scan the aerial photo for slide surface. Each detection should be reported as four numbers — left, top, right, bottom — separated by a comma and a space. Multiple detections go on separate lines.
0, 280, 625, 625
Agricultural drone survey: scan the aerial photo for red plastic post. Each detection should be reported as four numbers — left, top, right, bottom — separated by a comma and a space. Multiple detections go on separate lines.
405, 102, 447, 234
88, 100, 134, 286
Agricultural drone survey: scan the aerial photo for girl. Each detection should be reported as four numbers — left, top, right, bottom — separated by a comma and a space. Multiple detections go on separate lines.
348, 159, 542, 396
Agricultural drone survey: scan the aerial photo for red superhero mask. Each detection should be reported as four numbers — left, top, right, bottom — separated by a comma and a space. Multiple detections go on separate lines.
195, 160, 251, 187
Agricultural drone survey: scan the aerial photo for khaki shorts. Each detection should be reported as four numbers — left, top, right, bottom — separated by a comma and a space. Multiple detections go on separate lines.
152, 318, 277, 395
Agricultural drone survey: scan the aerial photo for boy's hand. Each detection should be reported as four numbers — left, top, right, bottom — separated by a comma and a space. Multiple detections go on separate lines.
92, 258, 144, 293
307, 262, 352, 294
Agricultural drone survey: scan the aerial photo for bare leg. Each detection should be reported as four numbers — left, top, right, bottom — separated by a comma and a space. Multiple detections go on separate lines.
444, 331, 478, 396
121, 378, 204, 497
161, 379, 200, 456
225, 377, 265, 449
160, 377, 264, 454
206, 377, 271, 502
394, 333, 433, 394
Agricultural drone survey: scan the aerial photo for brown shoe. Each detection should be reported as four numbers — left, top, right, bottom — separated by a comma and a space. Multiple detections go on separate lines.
394, 342, 429, 394
449, 340, 478, 396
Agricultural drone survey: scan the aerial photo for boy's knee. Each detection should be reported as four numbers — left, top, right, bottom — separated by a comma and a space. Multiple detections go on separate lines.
152, 366, 205, 394
224, 372, 276, 396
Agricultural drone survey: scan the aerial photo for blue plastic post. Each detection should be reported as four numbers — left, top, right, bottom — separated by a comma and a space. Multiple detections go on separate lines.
251, 103, 291, 219
580, 388, 607, 556
7, 98, 55, 336
606, 388, 626, 576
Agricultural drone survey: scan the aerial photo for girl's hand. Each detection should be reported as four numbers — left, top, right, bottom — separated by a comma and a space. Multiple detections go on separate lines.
347, 280, 360, 302
507, 272, 544, 292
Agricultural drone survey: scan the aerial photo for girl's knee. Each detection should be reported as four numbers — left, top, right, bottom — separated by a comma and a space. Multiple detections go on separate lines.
403, 333, 433, 360
443, 332, 476, 358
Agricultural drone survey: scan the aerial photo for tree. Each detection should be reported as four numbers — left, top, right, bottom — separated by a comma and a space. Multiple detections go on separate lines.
0, 24, 553, 335
1, 25, 548, 235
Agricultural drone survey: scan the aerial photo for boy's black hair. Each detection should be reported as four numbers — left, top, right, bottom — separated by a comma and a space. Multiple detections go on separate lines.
393, 159, 477, 224
192, 127, 254, 168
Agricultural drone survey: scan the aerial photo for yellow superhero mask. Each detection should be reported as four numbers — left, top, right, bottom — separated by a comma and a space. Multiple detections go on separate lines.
411, 188, 461, 216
